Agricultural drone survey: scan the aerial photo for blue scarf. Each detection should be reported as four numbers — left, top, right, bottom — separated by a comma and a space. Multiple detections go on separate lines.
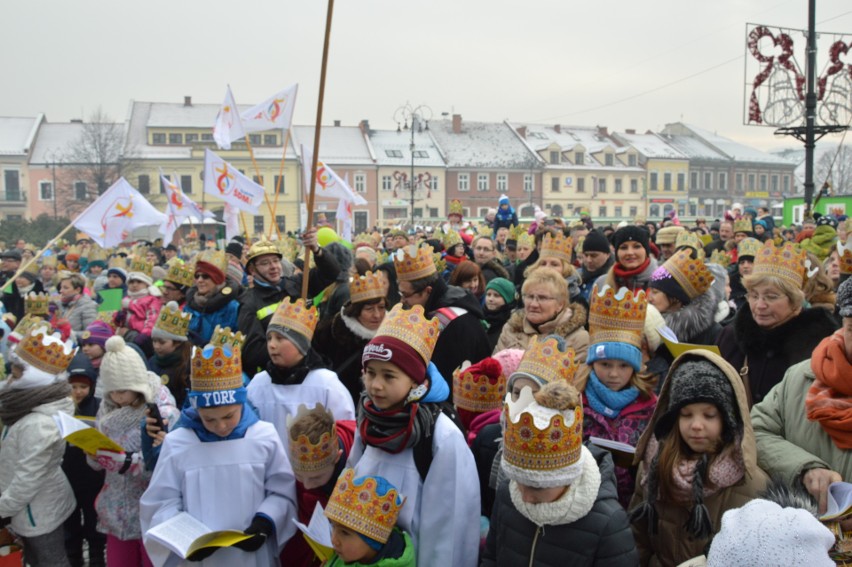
585, 370, 640, 419
174, 402, 260, 442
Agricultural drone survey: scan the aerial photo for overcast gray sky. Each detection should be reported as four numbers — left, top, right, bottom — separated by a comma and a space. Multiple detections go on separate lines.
5, 0, 851, 152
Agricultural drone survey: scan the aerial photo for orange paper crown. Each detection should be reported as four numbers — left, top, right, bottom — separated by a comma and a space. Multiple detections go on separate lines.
661, 248, 714, 301
448, 199, 464, 218
324, 468, 405, 544
539, 231, 573, 264
838, 238, 852, 276
452, 358, 507, 413
513, 335, 579, 385
373, 304, 440, 366
588, 285, 647, 349
753, 241, 807, 289
286, 404, 338, 473
16, 324, 76, 375
190, 344, 243, 393
210, 325, 245, 350
393, 244, 437, 281
733, 218, 753, 234
25, 292, 50, 316
349, 272, 386, 304
269, 298, 319, 341
737, 237, 762, 259
165, 261, 195, 288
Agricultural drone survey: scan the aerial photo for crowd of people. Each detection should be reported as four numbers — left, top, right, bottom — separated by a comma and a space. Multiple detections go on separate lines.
0, 196, 851, 566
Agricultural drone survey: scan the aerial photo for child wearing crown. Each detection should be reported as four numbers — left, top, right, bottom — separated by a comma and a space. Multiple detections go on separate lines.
482, 380, 638, 567
140, 342, 298, 566
0, 325, 77, 566
349, 303, 480, 567
115, 258, 163, 357
323, 469, 414, 567
147, 301, 193, 410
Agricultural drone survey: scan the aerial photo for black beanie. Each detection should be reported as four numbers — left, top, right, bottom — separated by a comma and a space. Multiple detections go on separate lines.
612, 226, 650, 255
582, 229, 612, 254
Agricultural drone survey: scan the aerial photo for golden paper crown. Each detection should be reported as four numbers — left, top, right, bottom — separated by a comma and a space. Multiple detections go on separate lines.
16, 325, 75, 375
276, 237, 300, 262
452, 358, 507, 413
588, 285, 647, 348
286, 404, 338, 473
191, 344, 243, 392
733, 218, 753, 234
708, 249, 732, 268
503, 389, 583, 474
353, 233, 374, 249
324, 468, 405, 544
448, 199, 464, 218
509, 224, 528, 242
661, 248, 714, 301
153, 301, 191, 339
540, 231, 573, 263
25, 292, 49, 316
108, 255, 127, 269
196, 248, 228, 273
675, 230, 702, 252
11, 313, 46, 341
349, 272, 386, 304
86, 246, 108, 264
41, 254, 58, 268
129, 256, 154, 277
433, 252, 446, 274
435, 227, 462, 249
478, 225, 494, 239
839, 238, 852, 276
269, 298, 319, 341
737, 237, 762, 259
517, 231, 535, 249
513, 335, 579, 385
65, 245, 82, 259
210, 324, 245, 349
247, 239, 281, 264
373, 304, 440, 366
165, 260, 194, 288
393, 244, 437, 281
753, 241, 807, 289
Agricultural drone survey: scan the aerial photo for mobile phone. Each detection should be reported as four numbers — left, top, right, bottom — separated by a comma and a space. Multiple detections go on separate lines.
146, 403, 165, 432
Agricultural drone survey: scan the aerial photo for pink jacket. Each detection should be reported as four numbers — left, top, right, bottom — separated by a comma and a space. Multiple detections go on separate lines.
125, 294, 162, 336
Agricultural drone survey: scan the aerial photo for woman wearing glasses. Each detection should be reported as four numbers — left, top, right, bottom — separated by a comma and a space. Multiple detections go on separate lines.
183, 252, 240, 345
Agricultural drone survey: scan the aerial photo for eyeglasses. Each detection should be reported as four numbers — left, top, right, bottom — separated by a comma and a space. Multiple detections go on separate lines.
746, 292, 784, 304
399, 288, 424, 299
194, 273, 210, 280
522, 294, 556, 304
161, 284, 179, 292
474, 246, 494, 252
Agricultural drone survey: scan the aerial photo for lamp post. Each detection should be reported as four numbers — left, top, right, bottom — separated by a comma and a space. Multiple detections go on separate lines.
46, 150, 61, 220
393, 103, 433, 229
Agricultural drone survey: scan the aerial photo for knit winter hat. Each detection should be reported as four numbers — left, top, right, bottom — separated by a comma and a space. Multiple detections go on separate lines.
612, 225, 650, 256
498, 195, 510, 206
107, 267, 127, 282
362, 304, 440, 386
586, 341, 643, 373
706, 499, 835, 567
99, 336, 154, 402
649, 264, 691, 306
485, 277, 515, 305
78, 320, 114, 349
67, 350, 97, 387
582, 229, 611, 254
655, 226, 685, 245
838, 277, 852, 318
493, 348, 524, 378
194, 260, 226, 285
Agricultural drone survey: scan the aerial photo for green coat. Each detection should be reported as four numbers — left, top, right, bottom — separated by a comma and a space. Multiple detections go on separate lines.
325, 529, 415, 567
751, 357, 852, 487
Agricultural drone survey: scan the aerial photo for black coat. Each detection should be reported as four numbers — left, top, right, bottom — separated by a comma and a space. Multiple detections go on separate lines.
483, 302, 515, 352
312, 313, 370, 406
481, 445, 639, 567
1, 280, 44, 322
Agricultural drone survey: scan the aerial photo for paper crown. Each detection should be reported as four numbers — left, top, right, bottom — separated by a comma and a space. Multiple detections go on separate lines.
373, 304, 440, 366
539, 231, 573, 263
737, 237, 762, 259
165, 260, 195, 288
837, 238, 852, 275
733, 218, 753, 234
16, 324, 76, 375
753, 241, 807, 289
196, 248, 228, 273
588, 285, 647, 349
10, 314, 47, 343
324, 468, 405, 544
393, 244, 437, 281
276, 237, 300, 262
517, 231, 535, 249
452, 358, 507, 413
25, 292, 49, 316
478, 225, 494, 239
108, 255, 127, 269
513, 335, 579, 385
434, 227, 463, 249
502, 387, 583, 477
191, 344, 243, 393
708, 249, 732, 269
41, 254, 58, 268
285, 404, 338, 473
448, 199, 464, 218
154, 301, 191, 339
210, 324, 245, 349
247, 239, 281, 263
129, 256, 154, 277
65, 244, 82, 259
86, 246, 108, 264
349, 272, 386, 304
269, 298, 319, 341
353, 232, 374, 249
675, 230, 702, 252
661, 248, 714, 301
509, 224, 528, 242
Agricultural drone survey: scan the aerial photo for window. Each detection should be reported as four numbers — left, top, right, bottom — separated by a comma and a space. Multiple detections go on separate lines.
551, 204, 563, 217
414, 208, 424, 218
691, 171, 699, 191
629, 206, 638, 217
354, 211, 367, 234
159, 175, 170, 194
630, 179, 638, 193
458, 173, 469, 191
185, 133, 199, 143
719, 172, 727, 191
477, 174, 489, 192
497, 174, 508, 192
264, 134, 277, 146
254, 215, 264, 234
276, 215, 286, 233
771, 175, 778, 192
412, 150, 428, 158
74, 181, 87, 200
253, 175, 264, 186
759, 175, 767, 191
628, 154, 637, 167
598, 206, 607, 217
604, 154, 614, 166
382, 175, 392, 191
704, 172, 712, 190
550, 151, 560, 164
152, 133, 166, 144
249, 134, 261, 145
181, 175, 192, 194
551, 177, 560, 192
201, 133, 214, 142
385, 149, 403, 158
354, 173, 366, 193
429, 207, 439, 218
39, 181, 53, 201
138, 174, 150, 194
748, 174, 755, 191
615, 179, 623, 193
430, 177, 439, 192
736, 173, 743, 191
169, 133, 183, 145
677, 172, 685, 192
274, 175, 285, 194
577, 178, 585, 193
650, 204, 660, 217
782, 176, 789, 193
614, 206, 623, 218
663, 172, 672, 192
524, 174, 533, 193
575, 152, 584, 165
597, 179, 606, 194
650, 172, 658, 191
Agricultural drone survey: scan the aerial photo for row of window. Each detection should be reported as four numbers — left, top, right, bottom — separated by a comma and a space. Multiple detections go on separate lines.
687, 171, 791, 193
150, 133, 279, 146
549, 177, 639, 194
548, 151, 637, 167
455, 173, 534, 193
384, 149, 431, 159
546, 203, 641, 219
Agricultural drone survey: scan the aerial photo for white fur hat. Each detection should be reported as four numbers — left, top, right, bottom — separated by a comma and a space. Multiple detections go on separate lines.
98, 336, 154, 402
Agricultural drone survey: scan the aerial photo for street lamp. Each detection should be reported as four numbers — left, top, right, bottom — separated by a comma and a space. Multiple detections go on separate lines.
393, 103, 433, 229
46, 150, 62, 220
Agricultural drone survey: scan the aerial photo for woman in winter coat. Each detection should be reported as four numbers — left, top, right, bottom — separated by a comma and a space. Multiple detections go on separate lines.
184, 255, 239, 345
56, 272, 97, 341
629, 351, 768, 567
595, 226, 658, 293
0, 326, 77, 566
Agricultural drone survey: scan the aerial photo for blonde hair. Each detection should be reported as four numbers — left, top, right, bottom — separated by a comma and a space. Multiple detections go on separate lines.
574, 362, 654, 399
524, 256, 577, 280
742, 273, 805, 311
521, 267, 568, 304
288, 406, 336, 444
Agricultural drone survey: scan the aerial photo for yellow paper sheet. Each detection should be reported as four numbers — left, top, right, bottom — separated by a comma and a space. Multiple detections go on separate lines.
186, 531, 252, 558
303, 534, 334, 562
662, 335, 721, 358
66, 429, 125, 455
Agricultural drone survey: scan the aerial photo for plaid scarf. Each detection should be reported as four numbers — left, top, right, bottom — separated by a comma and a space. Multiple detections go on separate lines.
357, 394, 441, 455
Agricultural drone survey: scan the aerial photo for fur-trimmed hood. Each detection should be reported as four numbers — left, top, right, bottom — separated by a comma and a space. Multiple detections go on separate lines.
662, 263, 726, 343
338, 311, 377, 341
506, 301, 588, 338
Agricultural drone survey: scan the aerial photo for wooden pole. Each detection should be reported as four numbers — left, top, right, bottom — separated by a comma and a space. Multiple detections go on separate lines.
268, 128, 292, 240
243, 135, 281, 241
4, 223, 77, 292
301, 0, 335, 300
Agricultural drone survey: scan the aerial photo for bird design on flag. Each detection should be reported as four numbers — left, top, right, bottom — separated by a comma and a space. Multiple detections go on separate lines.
252, 97, 287, 122
99, 197, 134, 237
215, 163, 235, 196
316, 161, 336, 193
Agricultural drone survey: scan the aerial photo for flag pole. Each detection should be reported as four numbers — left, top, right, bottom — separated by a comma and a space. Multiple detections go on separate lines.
268, 127, 292, 240
3, 223, 77, 292
302, 0, 335, 300
243, 135, 281, 241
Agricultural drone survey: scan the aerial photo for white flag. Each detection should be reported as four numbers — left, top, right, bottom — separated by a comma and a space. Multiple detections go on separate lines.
203, 149, 265, 214
240, 84, 298, 134
212, 86, 245, 150
72, 178, 167, 248
223, 203, 241, 241
301, 146, 367, 205
336, 198, 354, 242
160, 171, 211, 222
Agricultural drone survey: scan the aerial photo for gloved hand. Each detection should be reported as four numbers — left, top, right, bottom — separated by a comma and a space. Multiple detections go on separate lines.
186, 546, 218, 562
95, 450, 142, 475
233, 516, 274, 552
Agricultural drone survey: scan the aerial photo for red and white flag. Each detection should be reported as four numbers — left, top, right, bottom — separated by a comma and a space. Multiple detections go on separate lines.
301, 146, 367, 206
212, 86, 245, 150
72, 178, 167, 247
159, 171, 212, 245
240, 84, 298, 134
203, 149, 265, 214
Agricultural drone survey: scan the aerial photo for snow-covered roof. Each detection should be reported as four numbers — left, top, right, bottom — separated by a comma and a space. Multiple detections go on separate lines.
612, 131, 687, 160
0, 115, 43, 156
429, 120, 539, 169
670, 123, 793, 166
510, 122, 642, 170
369, 129, 445, 167
146, 102, 235, 128
658, 133, 729, 162
292, 126, 373, 166
29, 122, 86, 164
